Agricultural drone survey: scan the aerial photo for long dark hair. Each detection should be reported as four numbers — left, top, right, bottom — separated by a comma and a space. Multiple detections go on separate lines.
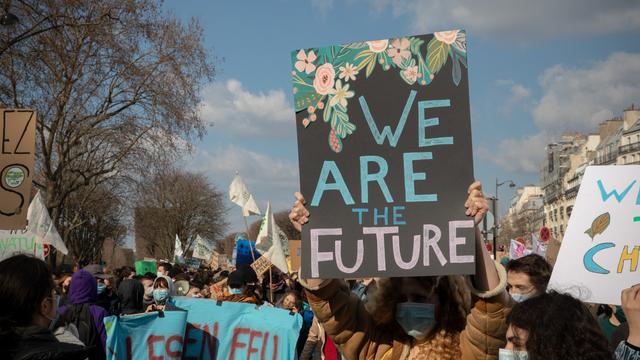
0, 254, 55, 347
507, 291, 614, 360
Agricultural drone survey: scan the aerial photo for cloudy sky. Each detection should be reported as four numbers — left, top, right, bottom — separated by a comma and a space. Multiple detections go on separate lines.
164, 0, 640, 235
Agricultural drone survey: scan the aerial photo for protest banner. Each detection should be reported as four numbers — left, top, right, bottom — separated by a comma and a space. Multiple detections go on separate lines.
104, 311, 188, 360
209, 251, 220, 269
0, 229, 47, 261
0, 109, 37, 230
135, 260, 157, 276
288, 240, 301, 273
185, 258, 201, 270
509, 239, 527, 260
192, 235, 211, 261
292, 30, 475, 278
549, 165, 640, 305
171, 297, 302, 360
251, 255, 272, 276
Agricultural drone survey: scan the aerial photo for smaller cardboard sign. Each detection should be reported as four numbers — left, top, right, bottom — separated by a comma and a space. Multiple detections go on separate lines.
0, 229, 46, 261
0, 109, 37, 230
135, 260, 157, 276
288, 240, 301, 273
549, 166, 640, 305
251, 255, 272, 276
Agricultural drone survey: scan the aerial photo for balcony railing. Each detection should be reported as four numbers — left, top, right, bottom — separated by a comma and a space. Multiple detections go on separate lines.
594, 153, 618, 165
619, 142, 640, 155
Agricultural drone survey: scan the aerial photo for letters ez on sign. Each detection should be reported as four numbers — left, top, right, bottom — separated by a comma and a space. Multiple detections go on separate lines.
0, 109, 37, 230
292, 30, 476, 279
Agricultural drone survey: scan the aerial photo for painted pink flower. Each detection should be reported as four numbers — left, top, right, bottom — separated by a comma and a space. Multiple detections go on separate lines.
295, 49, 317, 74
403, 65, 419, 83
313, 63, 335, 95
387, 38, 411, 66
366, 39, 389, 53
434, 30, 460, 45
338, 63, 358, 82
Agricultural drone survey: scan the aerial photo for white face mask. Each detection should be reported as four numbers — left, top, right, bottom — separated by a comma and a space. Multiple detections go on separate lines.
499, 348, 528, 360
510, 292, 533, 303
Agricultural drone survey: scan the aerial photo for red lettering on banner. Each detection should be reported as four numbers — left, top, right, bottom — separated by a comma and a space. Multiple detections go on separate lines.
147, 335, 164, 360
166, 335, 183, 358
272, 335, 279, 360
260, 332, 269, 360
229, 327, 251, 360
126, 336, 132, 360
247, 330, 262, 359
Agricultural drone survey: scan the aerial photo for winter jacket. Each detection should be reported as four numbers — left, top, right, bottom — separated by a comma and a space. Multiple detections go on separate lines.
6, 325, 89, 360
302, 262, 511, 360
59, 270, 108, 352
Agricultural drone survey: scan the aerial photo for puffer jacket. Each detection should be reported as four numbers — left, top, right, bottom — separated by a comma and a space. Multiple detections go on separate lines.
302, 262, 511, 360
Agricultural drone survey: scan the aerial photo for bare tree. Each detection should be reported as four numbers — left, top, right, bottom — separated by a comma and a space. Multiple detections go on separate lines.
0, 0, 215, 265
134, 168, 228, 260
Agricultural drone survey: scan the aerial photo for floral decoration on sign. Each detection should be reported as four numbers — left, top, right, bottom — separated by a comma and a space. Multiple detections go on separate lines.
291, 30, 467, 153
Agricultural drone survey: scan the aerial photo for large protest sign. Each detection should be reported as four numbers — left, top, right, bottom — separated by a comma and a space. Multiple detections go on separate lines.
288, 240, 301, 273
0, 109, 37, 230
171, 297, 302, 360
549, 166, 640, 305
135, 260, 157, 276
104, 311, 188, 360
192, 235, 211, 261
292, 30, 475, 278
0, 229, 47, 261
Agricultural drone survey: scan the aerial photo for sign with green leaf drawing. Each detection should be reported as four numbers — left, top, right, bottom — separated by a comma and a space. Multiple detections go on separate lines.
292, 30, 476, 279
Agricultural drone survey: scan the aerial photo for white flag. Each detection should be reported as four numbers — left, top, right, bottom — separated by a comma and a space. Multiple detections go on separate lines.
174, 235, 184, 263
509, 239, 526, 260
192, 235, 210, 261
27, 191, 68, 255
229, 174, 261, 216
255, 202, 288, 273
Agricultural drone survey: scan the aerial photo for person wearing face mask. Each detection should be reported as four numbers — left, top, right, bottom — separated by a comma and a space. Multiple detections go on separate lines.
157, 262, 173, 278
504, 291, 613, 360
0, 254, 90, 360
140, 273, 156, 308
505, 254, 552, 303
83, 264, 118, 315
145, 275, 181, 312
289, 182, 512, 359
59, 269, 109, 360
220, 265, 262, 305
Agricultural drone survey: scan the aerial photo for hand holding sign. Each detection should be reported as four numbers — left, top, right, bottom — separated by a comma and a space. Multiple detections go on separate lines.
465, 181, 488, 226
622, 285, 640, 347
289, 192, 309, 232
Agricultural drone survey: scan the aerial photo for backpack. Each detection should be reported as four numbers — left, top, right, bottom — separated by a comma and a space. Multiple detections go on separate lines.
62, 303, 105, 360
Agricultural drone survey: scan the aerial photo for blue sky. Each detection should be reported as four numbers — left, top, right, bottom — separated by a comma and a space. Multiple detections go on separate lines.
163, 0, 640, 235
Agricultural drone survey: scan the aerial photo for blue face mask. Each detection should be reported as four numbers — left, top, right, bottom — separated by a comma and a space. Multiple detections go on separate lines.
96, 283, 106, 295
395, 302, 437, 340
510, 292, 533, 303
228, 287, 243, 295
153, 288, 169, 304
499, 348, 528, 360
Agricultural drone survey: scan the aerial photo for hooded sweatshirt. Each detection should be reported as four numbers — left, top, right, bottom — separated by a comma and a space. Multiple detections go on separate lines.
117, 279, 144, 315
149, 275, 182, 311
59, 269, 108, 350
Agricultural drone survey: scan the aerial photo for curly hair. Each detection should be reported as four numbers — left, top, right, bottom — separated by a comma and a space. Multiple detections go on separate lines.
507, 291, 614, 360
366, 275, 471, 336
505, 254, 552, 293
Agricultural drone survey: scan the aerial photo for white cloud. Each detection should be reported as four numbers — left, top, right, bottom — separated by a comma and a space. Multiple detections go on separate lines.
477, 133, 548, 173
533, 52, 640, 132
481, 52, 640, 174
496, 79, 532, 113
200, 79, 295, 138
372, 0, 640, 40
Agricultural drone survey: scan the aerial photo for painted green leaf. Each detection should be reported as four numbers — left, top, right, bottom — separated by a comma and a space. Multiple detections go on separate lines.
323, 98, 333, 123
365, 55, 376, 78
427, 38, 450, 74
452, 52, 462, 86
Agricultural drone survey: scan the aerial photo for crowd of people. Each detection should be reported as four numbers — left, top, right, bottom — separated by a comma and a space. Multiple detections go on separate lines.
0, 182, 638, 359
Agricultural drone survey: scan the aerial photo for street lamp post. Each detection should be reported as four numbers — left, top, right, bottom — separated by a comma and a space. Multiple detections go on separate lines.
493, 178, 516, 258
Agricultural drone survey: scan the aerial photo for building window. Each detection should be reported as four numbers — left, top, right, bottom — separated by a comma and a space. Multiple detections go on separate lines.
560, 207, 564, 219
560, 224, 564, 235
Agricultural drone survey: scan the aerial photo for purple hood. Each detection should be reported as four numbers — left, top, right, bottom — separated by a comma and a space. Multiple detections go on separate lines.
68, 269, 98, 304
